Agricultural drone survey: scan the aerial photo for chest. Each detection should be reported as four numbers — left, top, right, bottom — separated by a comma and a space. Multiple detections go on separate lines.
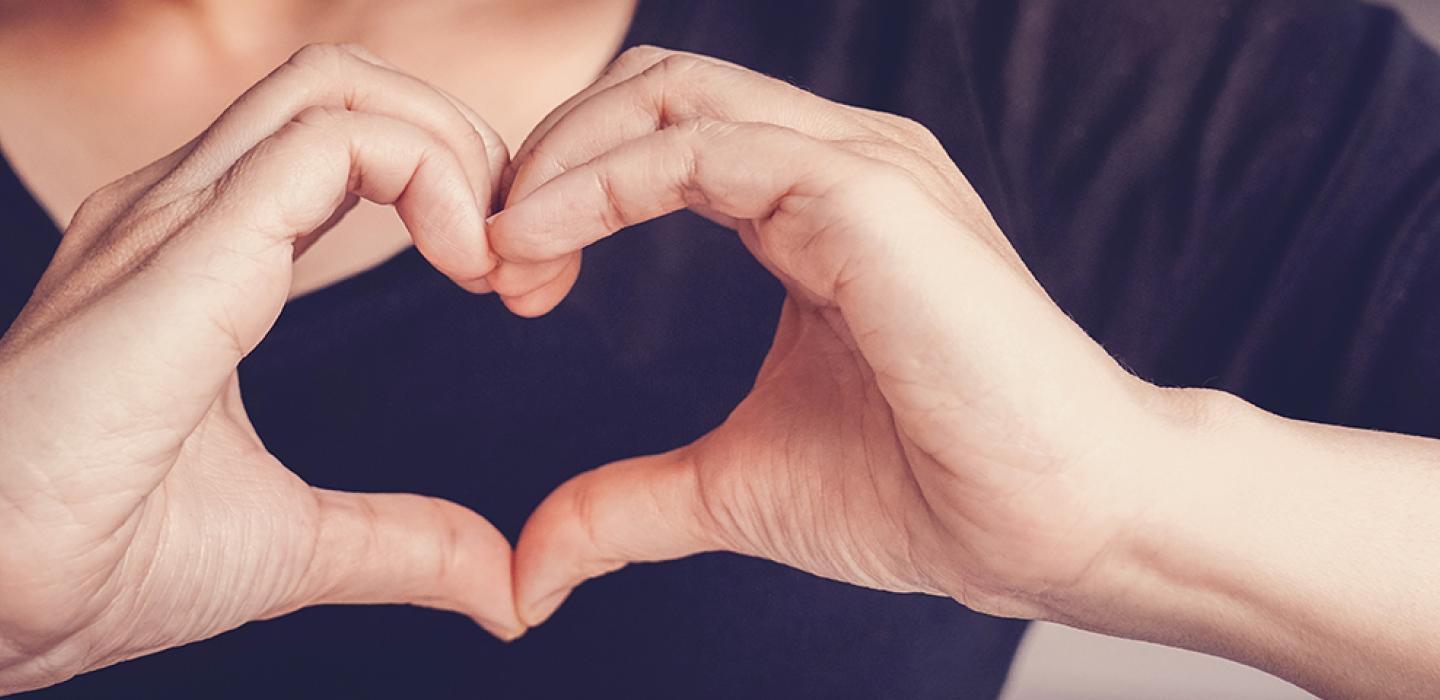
237, 213, 784, 533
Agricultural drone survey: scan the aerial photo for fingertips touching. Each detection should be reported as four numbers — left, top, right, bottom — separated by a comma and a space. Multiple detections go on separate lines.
512, 452, 716, 627
495, 253, 582, 318
300, 489, 527, 642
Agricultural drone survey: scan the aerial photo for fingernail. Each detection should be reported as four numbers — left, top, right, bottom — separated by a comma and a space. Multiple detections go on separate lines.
523, 587, 573, 627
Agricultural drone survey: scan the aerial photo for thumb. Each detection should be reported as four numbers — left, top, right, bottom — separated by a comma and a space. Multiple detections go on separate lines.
290, 489, 524, 641
513, 451, 719, 626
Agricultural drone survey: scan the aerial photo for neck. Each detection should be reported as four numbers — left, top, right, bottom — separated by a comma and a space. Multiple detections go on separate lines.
128, 0, 371, 53
15, 1, 481, 58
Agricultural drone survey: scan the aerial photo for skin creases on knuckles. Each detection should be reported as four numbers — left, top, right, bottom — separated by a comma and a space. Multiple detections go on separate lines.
490, 41, 1148, 636
0, 43, 529, 694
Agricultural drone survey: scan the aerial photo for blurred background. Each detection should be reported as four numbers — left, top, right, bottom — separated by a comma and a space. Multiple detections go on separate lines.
1001, 4, 1438, 697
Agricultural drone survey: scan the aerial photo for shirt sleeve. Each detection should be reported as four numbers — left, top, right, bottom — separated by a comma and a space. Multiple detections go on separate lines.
925, 0, 1440, 436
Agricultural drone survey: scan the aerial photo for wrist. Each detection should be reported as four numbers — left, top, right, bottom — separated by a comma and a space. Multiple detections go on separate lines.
1036, 385, 1395, 697
1036, 385, 1262, 632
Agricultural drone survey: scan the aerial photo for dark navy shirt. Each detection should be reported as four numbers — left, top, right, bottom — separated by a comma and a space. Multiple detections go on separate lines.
4, 1, 1439, 697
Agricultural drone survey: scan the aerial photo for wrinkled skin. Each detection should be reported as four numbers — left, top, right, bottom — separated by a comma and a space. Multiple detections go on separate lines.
494, 47, 1171, 625
0, 44, 523, 694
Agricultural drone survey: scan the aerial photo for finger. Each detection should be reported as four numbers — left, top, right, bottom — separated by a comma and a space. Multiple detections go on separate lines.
495, 251, 581, 318
47, 43, 506, 303
490, 119, 882, 302
29, 108, 492, 452
171, 44, 502, 216
484, 47, 676, 306
314, 44, 510, 216
485, 252, 574, 303
294, 489, 524, 640
504, 49, 854, 206
337, 43, 511, 203
292, 193, 361, 258
501, 44, 674, 200
297, 44, 510, 294
513, 451, 716, 627
41, 144, 198, 282
203, 106, 494, 295
489, 51, 862, 310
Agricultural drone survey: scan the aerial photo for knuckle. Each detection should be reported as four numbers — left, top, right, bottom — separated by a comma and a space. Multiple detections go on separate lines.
670, 114, 727, 141
592, 168, 629, 235
668, 115, 710, 139
426, 499, 466, 584
654, 52, 705, 81
462, 125, 495, 167
286, 42, 351, 73
333, 42, 375, 60
413, 189, 476, 247
256, 109, 346, 163
889, 114, 945, 150
613, 44, 671, 72
463, 123, 488, 150
839, 159, 919, 202
290, 104, 351, 130
837, 133, 920, 172
672, 118, 772, 160
565, 477, 607, 554
887, 113, 927, 136
70, 180, 131, 229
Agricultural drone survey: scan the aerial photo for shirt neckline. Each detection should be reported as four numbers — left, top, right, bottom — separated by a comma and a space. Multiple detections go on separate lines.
0, 0, 673, 305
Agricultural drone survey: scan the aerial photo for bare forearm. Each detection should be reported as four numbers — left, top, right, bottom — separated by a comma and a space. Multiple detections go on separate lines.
1061, 389, 1440, 698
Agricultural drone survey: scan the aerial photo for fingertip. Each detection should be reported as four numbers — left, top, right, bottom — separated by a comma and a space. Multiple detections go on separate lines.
498, 266, 579, 317
488, 253, 581, 315
475, 617, 529, 643
438, 246, 498, 292
456, 274, 494, 295
300, 490, 525, 639
484, 207, 546, 265
452, 513, 527, 641
397, 152, 498, 284
499, 291, 561, 318
485, 188, 588, 268
511, 481, 589, 628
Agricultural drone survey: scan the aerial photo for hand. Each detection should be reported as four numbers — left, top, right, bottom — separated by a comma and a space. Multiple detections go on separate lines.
496, 47, 1183, 626
0, 44, 520, 693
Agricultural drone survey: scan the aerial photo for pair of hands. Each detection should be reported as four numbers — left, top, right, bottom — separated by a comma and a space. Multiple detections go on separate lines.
0, 43, 1180, 691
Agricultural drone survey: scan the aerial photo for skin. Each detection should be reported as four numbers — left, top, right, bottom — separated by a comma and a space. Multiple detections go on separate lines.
0, 44, 525, 692
0, 0, 636, 295
0, 4, 1439, 699
489, 48, 1440, 699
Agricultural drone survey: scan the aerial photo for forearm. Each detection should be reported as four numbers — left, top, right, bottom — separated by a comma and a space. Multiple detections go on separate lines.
1058, 389, 1440, 698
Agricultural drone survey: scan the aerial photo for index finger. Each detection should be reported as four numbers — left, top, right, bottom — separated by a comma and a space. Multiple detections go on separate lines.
173, 44, 507, 218
504, 48, 864, 205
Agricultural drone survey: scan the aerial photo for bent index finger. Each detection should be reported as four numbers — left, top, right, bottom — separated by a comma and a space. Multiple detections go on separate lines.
491, 119, 870, 304
340, 43, 511, 199
216, 107, 492, 284
171, 44, 502, 214
9, 106, 495, 484
482, 46, 679, 311
96, 108, 485, 415
502, 44, 672, 200
504, 50, 857, 207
